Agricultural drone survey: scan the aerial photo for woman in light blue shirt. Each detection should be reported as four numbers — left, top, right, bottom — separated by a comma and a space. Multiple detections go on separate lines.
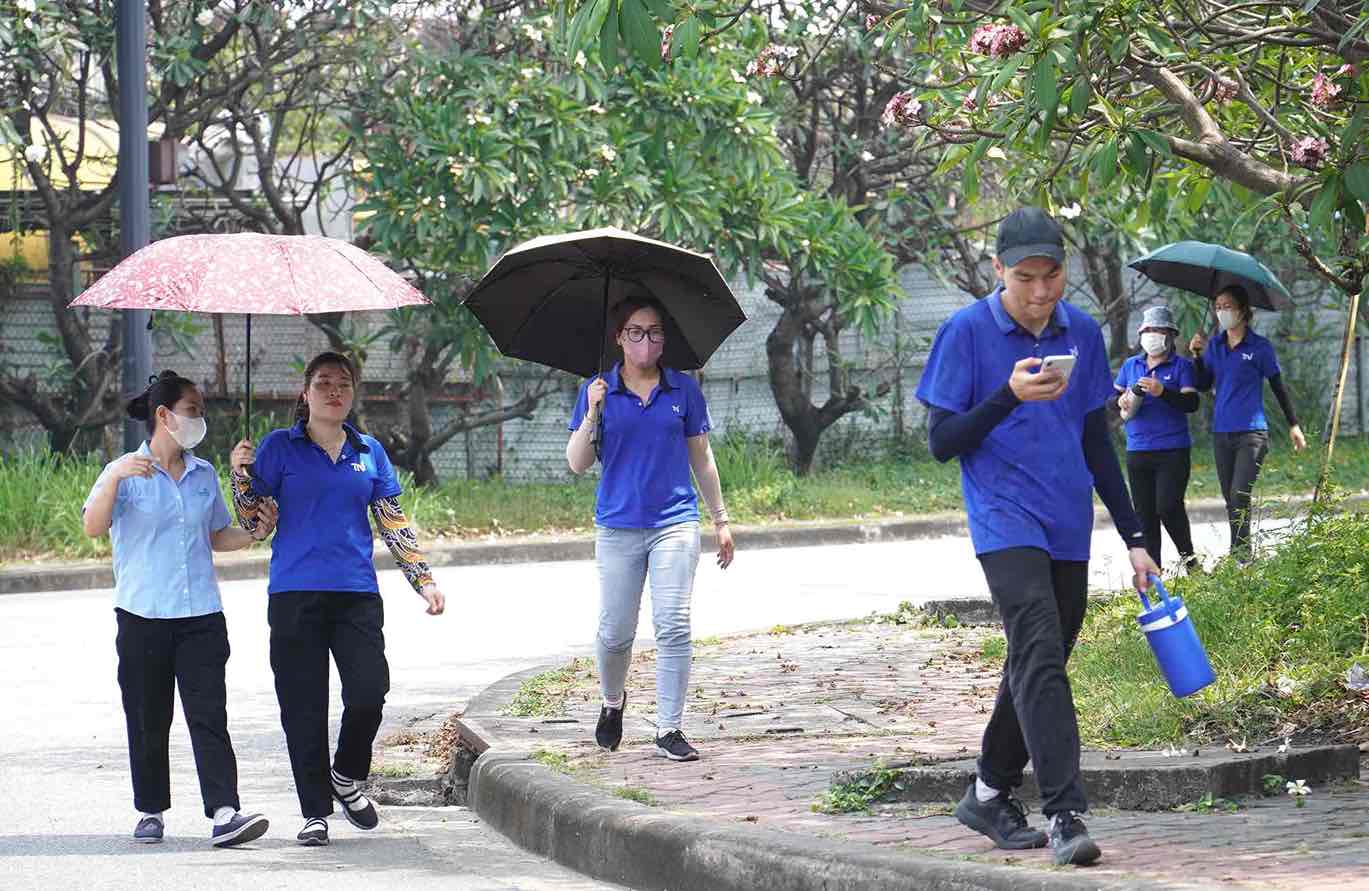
82, 371, 276, 847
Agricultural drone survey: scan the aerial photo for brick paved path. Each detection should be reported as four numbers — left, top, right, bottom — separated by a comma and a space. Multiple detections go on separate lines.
478, 622, 1369, 890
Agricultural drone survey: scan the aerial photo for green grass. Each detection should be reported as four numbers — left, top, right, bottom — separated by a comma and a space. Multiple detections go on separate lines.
502, 658, 596, 718
812, 764, 907, 815
612, 785, 657, 806
1070, 498, 1369, 747
5, 433, 1369, 564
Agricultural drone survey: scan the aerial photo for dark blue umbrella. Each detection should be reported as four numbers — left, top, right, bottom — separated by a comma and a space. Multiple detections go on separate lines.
1128, 240, 1293, 311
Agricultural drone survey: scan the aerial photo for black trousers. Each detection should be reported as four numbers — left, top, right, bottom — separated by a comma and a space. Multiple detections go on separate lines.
976, 548, 1089, 817
1213, 431, 1269, 561
114, 608, 239, 818
1125, 447, 1195, 570
268, 591, 390, 818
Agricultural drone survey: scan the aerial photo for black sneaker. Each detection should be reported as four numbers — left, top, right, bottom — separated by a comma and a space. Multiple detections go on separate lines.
953, 783, 1047, 850
331, 781, 379, 831
1050, 812, 1102, 866
297, 817, 329, 846
211, 812, 269, 848
654, 729, 699, 762
133, 815, 163, 844
596, 692, 626, 751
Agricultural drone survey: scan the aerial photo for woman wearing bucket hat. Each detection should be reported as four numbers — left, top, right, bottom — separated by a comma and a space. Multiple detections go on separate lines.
1187, 286, 1306, 563
1112, 305, 1201, 573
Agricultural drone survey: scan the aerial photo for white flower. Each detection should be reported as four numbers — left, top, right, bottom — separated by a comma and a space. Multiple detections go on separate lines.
598, 144, 617, 162
986, 146, 1008, 160
860, 150, 875, 162
587, 103, 606, 115
520, 67, 539, 80
1286, 779, 1309, 797
730, 69, 746, 84
874, 36, 885, 49
1277, 737, 1291, 754
17, 0, 37, 12
23, 143, 45, 164
1058, 202, 1083, 219
574, 50, 587, 68
521, 23, 543, 42
196, 8, 214, 27
745, 90, 763, 105
507, 101, 520, 114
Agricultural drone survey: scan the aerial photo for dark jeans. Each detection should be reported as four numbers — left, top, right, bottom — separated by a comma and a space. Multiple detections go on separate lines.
268, 591, 390, 818
1213, 431, 1269, 561
976, 548, 1089, 817
1125, 447, 1195, 570
114, 608, 239, 818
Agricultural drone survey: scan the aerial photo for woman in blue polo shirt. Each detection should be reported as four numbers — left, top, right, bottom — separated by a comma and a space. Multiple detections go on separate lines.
82, 371, 273, 848
1112, 305, 1200, 572
229, 351, 445, 847
1188, 286, 1306, 562
566, 296, 735, 764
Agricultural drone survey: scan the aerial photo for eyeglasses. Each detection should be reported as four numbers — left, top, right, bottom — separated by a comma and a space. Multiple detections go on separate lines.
623, 326, 665, 344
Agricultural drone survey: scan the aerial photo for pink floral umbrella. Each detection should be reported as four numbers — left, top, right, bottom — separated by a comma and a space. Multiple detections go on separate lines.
70, 232, 429, 431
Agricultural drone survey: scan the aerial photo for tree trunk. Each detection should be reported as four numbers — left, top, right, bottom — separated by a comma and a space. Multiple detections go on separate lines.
764, 278, 868, 476
404, 371, 439, 486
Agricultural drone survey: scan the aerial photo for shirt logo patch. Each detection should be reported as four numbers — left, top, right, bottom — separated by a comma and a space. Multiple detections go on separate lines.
672, 404, 681, 414
1242, 352, 1254, 361
1162, 374, 1171, 381
1070, 345, 1079, 357
195, 486, 212, 497
351, 462, 366, 472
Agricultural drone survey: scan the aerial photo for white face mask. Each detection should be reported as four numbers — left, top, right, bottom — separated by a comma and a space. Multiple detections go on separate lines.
1216, 309, 1241, 331
166, 411, 207, 450
1140, 332, 1169, 356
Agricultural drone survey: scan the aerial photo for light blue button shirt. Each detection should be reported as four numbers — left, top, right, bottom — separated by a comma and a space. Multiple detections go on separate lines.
83, 442, 233, 619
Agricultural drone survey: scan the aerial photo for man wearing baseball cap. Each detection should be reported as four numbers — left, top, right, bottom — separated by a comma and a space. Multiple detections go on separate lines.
916, 207, 1158, 866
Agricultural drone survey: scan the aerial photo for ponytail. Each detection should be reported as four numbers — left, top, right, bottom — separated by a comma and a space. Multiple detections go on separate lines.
125, 370, 195, 435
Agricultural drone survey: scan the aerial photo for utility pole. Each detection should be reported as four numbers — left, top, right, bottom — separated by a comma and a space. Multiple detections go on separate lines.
118, 0, 151, 450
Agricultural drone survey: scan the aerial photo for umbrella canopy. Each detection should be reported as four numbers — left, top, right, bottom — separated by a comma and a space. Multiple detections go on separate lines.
71, 232, 428, 314
70, 233, 428, 438
1127, 240, 1293, 312
461, 227, 746, 379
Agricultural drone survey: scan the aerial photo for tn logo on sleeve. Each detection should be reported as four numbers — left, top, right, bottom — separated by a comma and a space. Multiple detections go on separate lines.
351, 461, 366, 472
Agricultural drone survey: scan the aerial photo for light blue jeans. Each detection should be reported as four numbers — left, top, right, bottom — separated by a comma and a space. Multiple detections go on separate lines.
594, 521, 700, 733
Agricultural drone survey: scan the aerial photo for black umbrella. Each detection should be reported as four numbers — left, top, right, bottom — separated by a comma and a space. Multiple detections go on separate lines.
462, 226, 746, 378
462, 227, 746, 456
1127, 240, 1294, 311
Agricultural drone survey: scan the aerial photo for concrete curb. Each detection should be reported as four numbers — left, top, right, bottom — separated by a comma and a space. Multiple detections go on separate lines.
451, 661, 1184, 891
463, 752, 1176, 891
7, 492, 1353, 595
847, 745, 1363, 811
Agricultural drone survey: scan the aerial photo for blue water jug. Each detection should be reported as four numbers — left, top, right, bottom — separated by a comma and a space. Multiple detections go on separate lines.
1137, 574, 1216, 698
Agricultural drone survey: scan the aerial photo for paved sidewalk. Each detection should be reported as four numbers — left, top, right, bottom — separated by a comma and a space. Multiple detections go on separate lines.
460, 621, 1369, 890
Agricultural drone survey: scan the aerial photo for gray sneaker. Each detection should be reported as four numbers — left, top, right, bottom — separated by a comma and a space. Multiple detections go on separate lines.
133, 815, 163, 844
1050, 812, 1102, 865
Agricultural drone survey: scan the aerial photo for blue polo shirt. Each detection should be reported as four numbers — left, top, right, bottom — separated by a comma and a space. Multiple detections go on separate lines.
1202, 329, 1281, 433
1113, 353, 1196, 451
569, 364, 711, 528
249, 421, 402, 595
83, 443, 233, 619
915, 289, 1113, 561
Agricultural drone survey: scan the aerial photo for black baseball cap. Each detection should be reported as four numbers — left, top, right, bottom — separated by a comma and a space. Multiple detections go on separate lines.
996, 207, 1066, 268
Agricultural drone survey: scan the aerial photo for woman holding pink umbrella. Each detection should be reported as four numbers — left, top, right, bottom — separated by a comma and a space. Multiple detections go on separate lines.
230, 352, 445, 846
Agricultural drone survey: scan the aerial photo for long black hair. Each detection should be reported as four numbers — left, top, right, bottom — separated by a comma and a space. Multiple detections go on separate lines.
125, 370, 196, 435
295, 351, 358, 423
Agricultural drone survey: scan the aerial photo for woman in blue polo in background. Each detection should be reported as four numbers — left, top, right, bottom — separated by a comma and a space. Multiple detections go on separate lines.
1188, 286, 1306, 563
566, 296, 735, 764
82, 371, 274, 847
1112, 306, 1200, 573
229, 351, 445, 847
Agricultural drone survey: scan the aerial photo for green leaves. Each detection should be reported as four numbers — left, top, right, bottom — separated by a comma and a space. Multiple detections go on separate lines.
1346, 164, 1369, 205
566, 0, 612, 60
1309, 174, 1342, 233
618, 0, 660, 66
1093, 138, 1119, 188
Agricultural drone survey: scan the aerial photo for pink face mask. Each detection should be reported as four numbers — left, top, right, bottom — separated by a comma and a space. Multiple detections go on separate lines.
622, 338, 663, 367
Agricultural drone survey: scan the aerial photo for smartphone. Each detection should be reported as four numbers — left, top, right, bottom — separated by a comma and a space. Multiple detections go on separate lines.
1039, 354, 1076, 381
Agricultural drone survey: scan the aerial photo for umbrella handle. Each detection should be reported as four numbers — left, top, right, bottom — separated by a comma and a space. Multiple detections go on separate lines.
242, 313, 255, 478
